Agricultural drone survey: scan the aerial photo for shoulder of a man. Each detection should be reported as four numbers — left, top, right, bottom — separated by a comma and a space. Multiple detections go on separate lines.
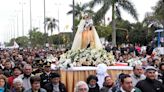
18, 74, 34, 78
59, 82, 66, 87
40, 73, 47, 78
154, 79, 162, 84
100, 87, 108, 92
24, 89, 32, 92
44, 82, 51, 87
44, 83, 53, 89
40, 88, 47, 92
136, 79, 145, 88
59, 82, 67, 92
134, 87, 142, 92
140, 74, 146, 79
18, 74, 24, 79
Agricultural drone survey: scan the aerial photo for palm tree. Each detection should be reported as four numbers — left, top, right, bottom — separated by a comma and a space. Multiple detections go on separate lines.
67, 3, 94, 20
143, 12, 162, 29
88, 0, 138, 46
45, 17, 58, 35
143, 0, 164, 30
153, 0, 164, 30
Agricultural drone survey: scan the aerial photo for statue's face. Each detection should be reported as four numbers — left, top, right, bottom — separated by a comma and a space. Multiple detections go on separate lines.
83, 15, 88, 19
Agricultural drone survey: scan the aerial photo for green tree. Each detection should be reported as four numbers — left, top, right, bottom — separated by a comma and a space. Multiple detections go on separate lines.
29, 28, 45, 47
6, 38, 15, 46
88, 0, 138, 45
15, 36, 29, 47
129, 22, 149, 45
115, 19, 131, 44
153, 0, 164, 30
45, 17, 58, 35
143, 0, 164, 30
96, 25, 112, 41
7, 37, 29, 47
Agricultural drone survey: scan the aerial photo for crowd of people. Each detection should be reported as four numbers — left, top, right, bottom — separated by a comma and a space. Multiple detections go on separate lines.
0, 43, 164, 92
75, 64, 164, 92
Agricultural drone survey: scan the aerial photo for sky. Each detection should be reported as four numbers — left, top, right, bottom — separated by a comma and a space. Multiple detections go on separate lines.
0, 0, 158, 43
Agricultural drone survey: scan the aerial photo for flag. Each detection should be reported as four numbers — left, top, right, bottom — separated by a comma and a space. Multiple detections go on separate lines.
13, 41, 19, 48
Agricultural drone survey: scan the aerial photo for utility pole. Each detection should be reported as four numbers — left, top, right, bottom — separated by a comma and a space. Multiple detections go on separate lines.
30, 0, 32, 30
17, 15, 19, 37
43, 0, 46, 34
21, 0, 24, 36
57, 4, 60, 49
13, 21, 16, 38
72, 0, 75, 41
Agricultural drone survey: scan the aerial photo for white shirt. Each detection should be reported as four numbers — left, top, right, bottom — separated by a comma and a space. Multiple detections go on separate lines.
53, 83, 60, 92
18, 74, 34, 90
120, 87, 135, 92
130, 73, 146, 86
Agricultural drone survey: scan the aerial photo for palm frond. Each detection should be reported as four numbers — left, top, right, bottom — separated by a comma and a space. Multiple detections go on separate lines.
143, 12, 161, 28
67, 10, 73, 15
67, 3, 90, 18
93, 1, 111, 24
89, 0, 102, 8
45, 17, 58, 35
115, 6, 121, 19
119, 0, 138, 21
153, 0, 164, 21
45, 17, 51, 23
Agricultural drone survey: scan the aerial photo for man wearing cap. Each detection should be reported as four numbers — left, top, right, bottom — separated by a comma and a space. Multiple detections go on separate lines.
136, 66, 164, 92
44, 73, 66, 92
40, 62, 51, 88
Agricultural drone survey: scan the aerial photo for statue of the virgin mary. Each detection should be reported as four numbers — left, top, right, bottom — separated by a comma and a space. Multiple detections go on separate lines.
71, 13, 103, 50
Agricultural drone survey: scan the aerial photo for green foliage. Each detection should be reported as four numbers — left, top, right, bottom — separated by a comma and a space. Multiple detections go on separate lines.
153, 0, 164, 22
74, 19, 80, 31
115, 19, 131, 44
48, 35, 60, 45
48, 33, 72, 48
15, 36, 29, 47
89, 0, 138, 24
87, 0, 138, 45
128, 22, 149, 45
6, 38, 15, 46
95, 25, 112, 40
45, 17, 58, 35
143, 0, 164, 29
7, 37, 29, 47
29, 28, 45, 47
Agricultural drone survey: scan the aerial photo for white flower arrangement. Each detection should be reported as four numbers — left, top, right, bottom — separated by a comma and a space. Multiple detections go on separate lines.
127, 57, 142, 66
58, 48, 116, 69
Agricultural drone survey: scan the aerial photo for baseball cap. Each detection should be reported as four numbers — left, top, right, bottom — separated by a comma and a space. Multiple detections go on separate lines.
145, 66, 157, 72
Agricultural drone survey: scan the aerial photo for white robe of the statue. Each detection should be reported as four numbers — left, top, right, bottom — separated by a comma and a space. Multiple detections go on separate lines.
71, 19, 103, 50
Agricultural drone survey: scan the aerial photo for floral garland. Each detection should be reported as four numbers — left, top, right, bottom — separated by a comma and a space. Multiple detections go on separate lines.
58, 48, 116, 69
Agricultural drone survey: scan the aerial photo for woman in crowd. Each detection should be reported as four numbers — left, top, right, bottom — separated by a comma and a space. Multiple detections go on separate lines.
0, 75, 10, 92
100, 76, 114, 92
86, 75, 100, 92
25, 76, 46, 92
10, 78, 25, 92
74, 81, 89, 92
